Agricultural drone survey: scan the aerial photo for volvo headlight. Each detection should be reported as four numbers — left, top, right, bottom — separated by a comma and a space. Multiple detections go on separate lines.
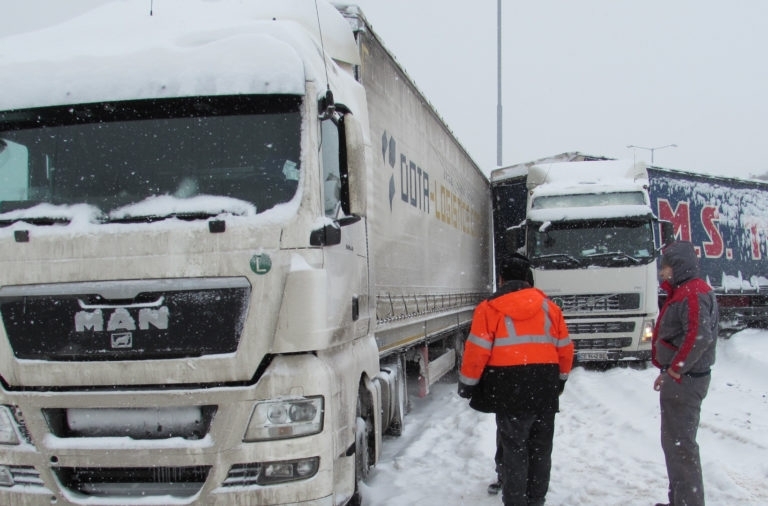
641, 319, 655, 342
244, 396, 323, 442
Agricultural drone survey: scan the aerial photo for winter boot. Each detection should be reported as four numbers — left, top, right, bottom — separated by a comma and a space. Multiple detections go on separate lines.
487, 479, 502, 495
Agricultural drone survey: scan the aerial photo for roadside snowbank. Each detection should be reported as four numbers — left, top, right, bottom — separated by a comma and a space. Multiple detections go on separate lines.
363, 329, 768, 505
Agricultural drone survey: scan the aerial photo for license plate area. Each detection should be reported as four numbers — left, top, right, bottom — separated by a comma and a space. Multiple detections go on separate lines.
576, 351, 610, 361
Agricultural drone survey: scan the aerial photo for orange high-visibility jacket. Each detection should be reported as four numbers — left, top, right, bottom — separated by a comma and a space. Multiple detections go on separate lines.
460, 286, 573, 387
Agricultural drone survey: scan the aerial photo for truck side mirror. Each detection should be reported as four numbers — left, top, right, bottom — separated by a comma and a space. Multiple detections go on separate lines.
659, 220, 675, 247
310, 222, 342, 246
505, 223, 525, 255
343, 113, 367, 217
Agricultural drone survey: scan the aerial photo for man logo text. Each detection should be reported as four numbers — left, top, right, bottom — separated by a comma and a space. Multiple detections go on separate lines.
74, 307, 169, 332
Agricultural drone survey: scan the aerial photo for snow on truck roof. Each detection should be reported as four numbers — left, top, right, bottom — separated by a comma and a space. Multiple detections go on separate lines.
528, 204, 655, 224
0, 0, 360, 111
525, 159, 653, 222
528, 159, 647, 188
528, 159, 649, 196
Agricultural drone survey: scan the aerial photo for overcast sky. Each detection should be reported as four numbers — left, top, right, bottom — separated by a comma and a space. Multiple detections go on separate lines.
5, 0, 768, 178
351, 0, 768, 179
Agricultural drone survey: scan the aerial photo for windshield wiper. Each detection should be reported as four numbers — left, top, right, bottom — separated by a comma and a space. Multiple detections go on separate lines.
585, 251, 641, 264
106, 211, 233, 224
533, 253, 582, 268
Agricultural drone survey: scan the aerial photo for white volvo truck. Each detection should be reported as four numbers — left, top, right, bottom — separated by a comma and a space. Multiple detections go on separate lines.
0, 1, 492, 504
491, 159, 672, 364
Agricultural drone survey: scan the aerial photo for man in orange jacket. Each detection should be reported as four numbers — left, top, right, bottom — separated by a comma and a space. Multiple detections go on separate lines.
458, 253, 573, 506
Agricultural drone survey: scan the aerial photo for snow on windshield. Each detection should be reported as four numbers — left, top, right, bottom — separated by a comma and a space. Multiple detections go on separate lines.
110, 195, 256, 220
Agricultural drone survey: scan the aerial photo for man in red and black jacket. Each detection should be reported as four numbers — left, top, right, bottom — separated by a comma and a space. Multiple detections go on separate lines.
652, 240, 718, 506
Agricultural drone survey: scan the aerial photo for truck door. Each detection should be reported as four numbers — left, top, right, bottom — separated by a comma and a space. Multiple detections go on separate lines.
319, 115, 369, 341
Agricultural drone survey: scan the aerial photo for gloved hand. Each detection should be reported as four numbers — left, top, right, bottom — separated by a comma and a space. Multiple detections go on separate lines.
457, 381, 475, 399
558, 379, 567, 396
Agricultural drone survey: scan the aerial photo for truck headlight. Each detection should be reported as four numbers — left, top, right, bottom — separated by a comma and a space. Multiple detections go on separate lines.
262, 457, 319, 484
641, 319, 655, 343
244, 396, 323, 442
0, 407, 20, 445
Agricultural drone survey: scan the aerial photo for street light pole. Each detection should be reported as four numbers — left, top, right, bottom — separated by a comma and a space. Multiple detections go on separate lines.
496, 0, 502, 167
626, 144, 677, 166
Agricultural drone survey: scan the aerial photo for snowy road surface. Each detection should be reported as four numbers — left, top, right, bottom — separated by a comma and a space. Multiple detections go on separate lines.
361, 329, 768, 505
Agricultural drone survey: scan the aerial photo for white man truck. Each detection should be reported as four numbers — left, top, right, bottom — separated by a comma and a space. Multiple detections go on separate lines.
491, 158, 673, 364
0, 1, 491, 504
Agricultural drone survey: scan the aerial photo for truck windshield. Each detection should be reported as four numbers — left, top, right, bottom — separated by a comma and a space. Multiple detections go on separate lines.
528, 219, 656, 269
0, 95, 302, 222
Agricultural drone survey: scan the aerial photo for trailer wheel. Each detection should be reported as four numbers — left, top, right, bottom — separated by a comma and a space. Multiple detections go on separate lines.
385, 356, 407, 437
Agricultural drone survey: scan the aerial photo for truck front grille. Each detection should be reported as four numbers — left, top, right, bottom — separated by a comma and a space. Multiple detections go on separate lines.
3, 466, 46, 488
0, 277, 250, 361
54, 466, 210, 498
573, 337, 633, 350
550, 293, 640, 313
567, 321, 635, 334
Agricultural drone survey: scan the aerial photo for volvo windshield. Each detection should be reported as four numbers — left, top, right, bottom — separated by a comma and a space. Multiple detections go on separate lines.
0, 95, 302, 224
528, 218, 656, 269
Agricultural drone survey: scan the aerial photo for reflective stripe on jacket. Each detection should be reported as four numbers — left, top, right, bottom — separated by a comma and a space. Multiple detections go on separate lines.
459, 286, 573, 387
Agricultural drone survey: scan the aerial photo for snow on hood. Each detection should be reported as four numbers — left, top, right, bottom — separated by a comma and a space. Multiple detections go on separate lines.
0, 0, 359, 110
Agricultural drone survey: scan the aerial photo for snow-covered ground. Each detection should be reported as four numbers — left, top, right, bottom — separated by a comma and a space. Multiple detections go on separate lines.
361, 329, 768, 505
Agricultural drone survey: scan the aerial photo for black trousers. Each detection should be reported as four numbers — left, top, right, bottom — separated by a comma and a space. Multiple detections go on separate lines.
496, 411, 556, 506
660, 374, 710, 506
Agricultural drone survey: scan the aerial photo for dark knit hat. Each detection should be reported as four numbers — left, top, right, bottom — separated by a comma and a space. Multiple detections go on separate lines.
499, 253, 533, 284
